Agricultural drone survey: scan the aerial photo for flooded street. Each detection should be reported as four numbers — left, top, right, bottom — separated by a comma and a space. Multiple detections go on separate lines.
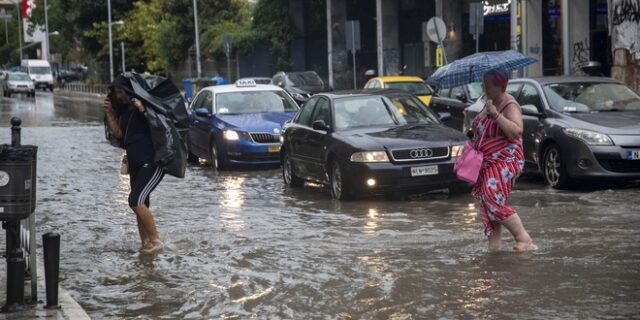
1, 93, 639, 319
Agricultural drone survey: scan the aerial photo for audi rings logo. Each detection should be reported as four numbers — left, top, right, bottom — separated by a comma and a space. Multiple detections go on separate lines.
410, 148, 434, 159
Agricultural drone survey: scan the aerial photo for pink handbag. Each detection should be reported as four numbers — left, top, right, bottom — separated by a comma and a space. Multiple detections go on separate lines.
454, 128, 485, 184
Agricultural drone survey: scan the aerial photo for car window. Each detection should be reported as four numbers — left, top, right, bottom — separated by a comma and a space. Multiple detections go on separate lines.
191, 92, 207, 110
518, 84, 543, 111
287, 71, 324, 87
296, 96, 319, 126
215, 91, 298, 114
202, 92, 214, 113
310, 98, 331, 126
467, 82, 483, 101
450, 86, 465, 100
385, 82, 433, 95
507, 83, 522, 98
437, 87, 451, 97
366, 80, 380, 89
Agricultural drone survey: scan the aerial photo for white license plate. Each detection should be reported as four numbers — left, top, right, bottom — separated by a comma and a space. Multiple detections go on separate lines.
411, 165, 439, 177
628, 149, 640, 160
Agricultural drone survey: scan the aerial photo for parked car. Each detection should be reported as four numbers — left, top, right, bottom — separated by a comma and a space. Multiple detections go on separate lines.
236, 77, 271, 85
187, 80, 300, 169
364, 76, 435, 106
272, 71, 332, 105
2, 72, 36, 98
21, 59, 54, 91
280, 89, 469, 200
463, 76, 640, 188
429, 82, 483, 131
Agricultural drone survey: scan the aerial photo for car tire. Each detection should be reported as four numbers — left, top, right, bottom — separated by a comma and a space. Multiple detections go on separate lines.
209, 140, 225, 170
282, 150, 304, 187
543, 143, 571, 189
330, 159, 355, 200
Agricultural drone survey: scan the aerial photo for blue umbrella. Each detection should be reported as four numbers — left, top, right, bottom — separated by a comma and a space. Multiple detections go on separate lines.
426, 50, 537, 89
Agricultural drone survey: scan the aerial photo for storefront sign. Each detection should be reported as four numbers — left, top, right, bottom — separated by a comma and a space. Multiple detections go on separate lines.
483, 0, 511, 16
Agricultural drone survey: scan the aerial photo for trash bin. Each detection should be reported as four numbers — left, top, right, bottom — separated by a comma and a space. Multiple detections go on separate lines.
182, 78, 194, 101
0, 145, 37, 221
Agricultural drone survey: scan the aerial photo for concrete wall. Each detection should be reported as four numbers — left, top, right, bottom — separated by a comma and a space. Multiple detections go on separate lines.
523, 0, 543, 77
568, 0, 591, 73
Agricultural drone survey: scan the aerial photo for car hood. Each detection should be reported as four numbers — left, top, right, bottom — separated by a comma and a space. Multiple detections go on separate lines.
8, 81, 33, 86
339, 124, 468, 150
216, 112, 296, 132
567, 111, 640, 135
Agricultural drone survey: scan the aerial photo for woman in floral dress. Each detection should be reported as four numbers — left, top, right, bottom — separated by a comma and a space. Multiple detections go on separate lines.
471, 70, 535, 252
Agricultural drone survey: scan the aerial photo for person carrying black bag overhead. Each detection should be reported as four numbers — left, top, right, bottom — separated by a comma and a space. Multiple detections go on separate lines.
104, 81, 165, 255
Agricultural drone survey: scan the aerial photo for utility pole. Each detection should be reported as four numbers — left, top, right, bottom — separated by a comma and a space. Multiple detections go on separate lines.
121, 42, 125, 73
108, 0, 114, 82
44, 0, 49, 61
193, 0, 202, 78
17, 2, 22, 61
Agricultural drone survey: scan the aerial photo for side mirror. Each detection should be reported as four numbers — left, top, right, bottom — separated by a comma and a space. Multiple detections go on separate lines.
195, 108, 211, 117
438, 111, 452, 122
455, 93, 467, 103
521, 104, 543, 117
312, 120, 330, 131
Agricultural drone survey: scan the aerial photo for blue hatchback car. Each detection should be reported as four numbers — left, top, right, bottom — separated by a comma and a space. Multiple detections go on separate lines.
187, 81, 300, 169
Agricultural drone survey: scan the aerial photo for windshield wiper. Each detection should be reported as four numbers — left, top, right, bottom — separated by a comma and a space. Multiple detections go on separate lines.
380, 99, 400, 125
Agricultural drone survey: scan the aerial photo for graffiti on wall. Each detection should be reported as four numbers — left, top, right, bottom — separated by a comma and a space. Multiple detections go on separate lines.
609, 0, 640, 59
612, 0, 640, 25
572, 38, 590, 69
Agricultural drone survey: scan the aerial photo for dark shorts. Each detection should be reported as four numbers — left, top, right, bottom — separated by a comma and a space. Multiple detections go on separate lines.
129, 162, 165, 208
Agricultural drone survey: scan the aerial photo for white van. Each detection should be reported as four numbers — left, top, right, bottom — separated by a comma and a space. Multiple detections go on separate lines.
21, 59, 54, 91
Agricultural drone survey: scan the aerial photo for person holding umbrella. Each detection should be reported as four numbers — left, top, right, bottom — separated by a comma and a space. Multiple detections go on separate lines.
104, 81, 165, 255
471, 69, 535, 252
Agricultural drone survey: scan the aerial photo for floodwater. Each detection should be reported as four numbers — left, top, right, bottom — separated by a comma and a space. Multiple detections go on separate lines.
1, 92, 639, 319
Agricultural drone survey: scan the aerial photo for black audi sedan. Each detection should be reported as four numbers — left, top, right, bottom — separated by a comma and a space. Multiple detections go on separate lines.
280, 89, 469, 200
463, 76, 640, 189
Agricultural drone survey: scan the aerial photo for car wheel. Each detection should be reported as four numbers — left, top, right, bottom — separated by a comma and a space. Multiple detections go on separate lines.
543, 143, 570, 189
330, 159, 355, 200
209, 140, 225, 170
282, 151, 303, 187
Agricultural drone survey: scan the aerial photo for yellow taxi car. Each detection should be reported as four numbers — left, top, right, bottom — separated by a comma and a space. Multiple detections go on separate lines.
364, 76, 434, 106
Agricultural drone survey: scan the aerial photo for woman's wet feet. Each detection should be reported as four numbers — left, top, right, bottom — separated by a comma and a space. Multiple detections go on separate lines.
140, 240, 164, 254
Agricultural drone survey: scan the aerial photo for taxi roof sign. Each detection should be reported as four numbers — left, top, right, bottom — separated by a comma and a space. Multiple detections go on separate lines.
236, 79, 257, 87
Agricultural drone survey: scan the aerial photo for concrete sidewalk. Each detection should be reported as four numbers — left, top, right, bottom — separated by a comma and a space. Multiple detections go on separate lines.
0, 257, 90, 320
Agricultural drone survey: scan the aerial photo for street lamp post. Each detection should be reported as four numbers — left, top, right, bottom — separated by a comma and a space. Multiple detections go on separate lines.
121, 42, 125, 73
107, 0, 124, 82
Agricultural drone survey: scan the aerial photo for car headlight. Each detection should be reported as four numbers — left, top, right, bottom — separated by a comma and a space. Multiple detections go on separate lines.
451, 144, 465, 157
350, 151, 390, 163
223, 130, 240, 141
563, 128, 613, 146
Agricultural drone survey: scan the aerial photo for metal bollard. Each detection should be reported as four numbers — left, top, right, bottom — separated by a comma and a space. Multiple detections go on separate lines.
42, 233, 60, 309
10, 117, 21, 147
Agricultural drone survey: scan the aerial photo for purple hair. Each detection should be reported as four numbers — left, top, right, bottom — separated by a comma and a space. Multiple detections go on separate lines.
483, 69, 509, 92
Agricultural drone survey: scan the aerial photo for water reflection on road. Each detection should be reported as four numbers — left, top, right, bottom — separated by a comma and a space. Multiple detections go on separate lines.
0, 92, 638, 319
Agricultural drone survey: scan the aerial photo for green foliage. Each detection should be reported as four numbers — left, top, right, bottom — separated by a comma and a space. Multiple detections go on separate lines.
252, 0, 297, 71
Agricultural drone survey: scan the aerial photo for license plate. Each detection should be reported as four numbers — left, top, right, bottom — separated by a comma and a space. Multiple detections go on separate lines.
268, 145, 281, 153
411, 165, 438, 177
628, 149, 640, 160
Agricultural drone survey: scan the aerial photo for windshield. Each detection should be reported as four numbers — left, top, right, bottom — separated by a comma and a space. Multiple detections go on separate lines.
333, 95, 440, 130
468, 82, 483, 101
216, 91, 299, 114
28, 66, 51, 75
385, 82, 433, 96
543, 82, 640, 112
8, 74, 31, 81
286, 72, 324, 87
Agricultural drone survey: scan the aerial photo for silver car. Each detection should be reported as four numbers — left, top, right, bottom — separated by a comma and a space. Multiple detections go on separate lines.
463, 77, 640, 189
3, 72, 36, 98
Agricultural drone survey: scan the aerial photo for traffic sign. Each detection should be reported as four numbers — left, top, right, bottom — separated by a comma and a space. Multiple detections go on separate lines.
425, 17, 447, 44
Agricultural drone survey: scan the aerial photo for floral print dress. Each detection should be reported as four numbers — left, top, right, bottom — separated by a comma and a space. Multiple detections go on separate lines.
471, 97, 525, 236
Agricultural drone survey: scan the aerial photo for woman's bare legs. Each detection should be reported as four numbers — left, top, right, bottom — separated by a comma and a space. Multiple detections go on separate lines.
133, 206, 163, 253
136, 215, 150, 247
500, 214, 535, 252
488, 222, 502, 251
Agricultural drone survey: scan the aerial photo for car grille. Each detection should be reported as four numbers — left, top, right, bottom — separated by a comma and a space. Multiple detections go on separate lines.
250, 132, 280, 144
597, 159, 640, 173
390, 147, 450, 162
